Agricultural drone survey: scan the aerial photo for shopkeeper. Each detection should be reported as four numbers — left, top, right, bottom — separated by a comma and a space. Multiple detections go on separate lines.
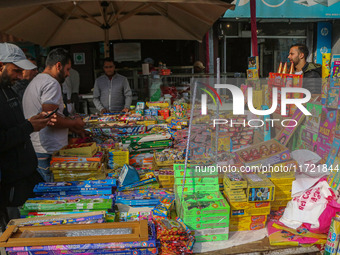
93, 58, 132, 114
288, 43, 321, 94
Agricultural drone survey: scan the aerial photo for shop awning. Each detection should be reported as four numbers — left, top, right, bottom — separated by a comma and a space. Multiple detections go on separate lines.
0, 0, 234, 46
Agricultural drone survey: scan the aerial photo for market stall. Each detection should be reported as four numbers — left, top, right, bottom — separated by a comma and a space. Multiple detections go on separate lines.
0, 54, 340, 255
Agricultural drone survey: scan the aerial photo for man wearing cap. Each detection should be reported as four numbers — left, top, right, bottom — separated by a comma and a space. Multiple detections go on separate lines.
0, 43, 54, 224
93, 57, 132, 114
23, 48, 86, 182
12, 55, 38, 106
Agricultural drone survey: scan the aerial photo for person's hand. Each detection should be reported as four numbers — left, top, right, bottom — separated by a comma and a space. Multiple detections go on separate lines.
70, 127, 87, 138
28, 112, 56, 132
72, 117, 85, 130
101, 108, 110, 114
122, 108, 129, 113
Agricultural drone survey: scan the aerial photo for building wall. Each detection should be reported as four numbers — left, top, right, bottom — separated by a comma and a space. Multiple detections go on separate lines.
332, 20, 340, 54
69, 43, 96, 94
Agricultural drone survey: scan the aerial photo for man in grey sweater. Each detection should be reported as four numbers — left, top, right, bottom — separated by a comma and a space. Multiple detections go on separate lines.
93, 58, 132, 114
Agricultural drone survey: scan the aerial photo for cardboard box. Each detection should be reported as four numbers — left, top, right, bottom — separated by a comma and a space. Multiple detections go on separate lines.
59, 143, 97, 157
228, 200, 271, 217
51, 151, 104, 163
224, 172, 247, 189
180, 198, 230, 218
195, 233, 229, 242
247, 69, 259, 79
230, 215, 266, 231
194, 227, 229, 237
174, 176, 218, 186
185, 219, 229, 230
276, 109, 305, 146
235, 140, 290, 167
317, 107, 338, 161
223, 190, 247, 203
173, 164, 211, 178
175, 184, 219, 195
245, 174, 275, 202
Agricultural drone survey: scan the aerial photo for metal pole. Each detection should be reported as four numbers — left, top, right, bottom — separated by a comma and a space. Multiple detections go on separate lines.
223, 35, 227, 74
216, 58, 220, 167
104, 29, 110, 58
182, 81, 198, 195
209, 27, 214, 74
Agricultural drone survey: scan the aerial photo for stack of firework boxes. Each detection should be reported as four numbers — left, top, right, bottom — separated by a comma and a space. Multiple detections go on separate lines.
223, 172, 272, 231
51, 142, 106, 181
263, 160, 297, 211
173, 163, 230, 242
20, 180, 117, 222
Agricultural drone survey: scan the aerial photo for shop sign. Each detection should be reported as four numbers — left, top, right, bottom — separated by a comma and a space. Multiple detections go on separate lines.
225, 0, 340, 19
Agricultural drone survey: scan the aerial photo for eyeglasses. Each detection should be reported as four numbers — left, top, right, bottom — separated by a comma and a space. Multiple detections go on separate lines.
103, 66, 114, 69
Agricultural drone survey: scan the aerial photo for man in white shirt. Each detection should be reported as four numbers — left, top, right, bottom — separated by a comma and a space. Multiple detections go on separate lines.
23, 48, 85, 182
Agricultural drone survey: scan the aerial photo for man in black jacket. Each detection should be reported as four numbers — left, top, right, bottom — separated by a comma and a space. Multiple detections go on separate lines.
288, 43, 322, 94
0, 43, 55, 227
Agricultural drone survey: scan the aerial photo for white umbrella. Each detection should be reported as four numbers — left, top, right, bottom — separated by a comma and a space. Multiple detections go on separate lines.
0, 0, 234, 51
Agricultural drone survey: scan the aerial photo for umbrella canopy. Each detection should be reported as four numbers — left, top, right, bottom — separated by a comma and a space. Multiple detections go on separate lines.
0, 0, 234, 46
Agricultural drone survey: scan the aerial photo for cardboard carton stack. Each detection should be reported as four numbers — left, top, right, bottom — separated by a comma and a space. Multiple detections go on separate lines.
173, 163, 230, 242
225, 173, 274, 232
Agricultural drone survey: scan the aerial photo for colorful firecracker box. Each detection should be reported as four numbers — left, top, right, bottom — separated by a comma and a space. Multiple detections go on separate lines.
211, 132, 231, 152
330, 54, 340, 87
235, 139, 290, 167
129, 140, 173, 152
326, 138, 340, 192
174, 176, 218, 186
89, 125, 147, 138
193, 226, 228, 237
35, 189, 114, 197
260, 161, 298, 179
122, 133, 171, 144
129, 152, 154, 168
51, 151, 104, 164
19, 210, 115, 219
228, 200, 271, 217
34, 180, 117, 193
59, 142, 97, 157
224, 172, 247, 189
157, 173, 174, 188
115, 189, 173, 206
5, 221, 156, 252
247, 69, 259, 79
7, 248, 159, 255
186, 219, 229, 230
22, 198, 113, 212
50, 162, 101, 171
179, 198, 230, 218
230, 215, 267, 231
316, 107, 338, 161
173, 163, 214, 178
175, 184, 220, 196
271, 199, 290, 211
327, 88, 340, 109
116, 204, 153, 222
276, 108, 305, 146
223, 189, 247, 203
108, 149, 129, 170
244, 174, 275, 202
30, 195, 114, 201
